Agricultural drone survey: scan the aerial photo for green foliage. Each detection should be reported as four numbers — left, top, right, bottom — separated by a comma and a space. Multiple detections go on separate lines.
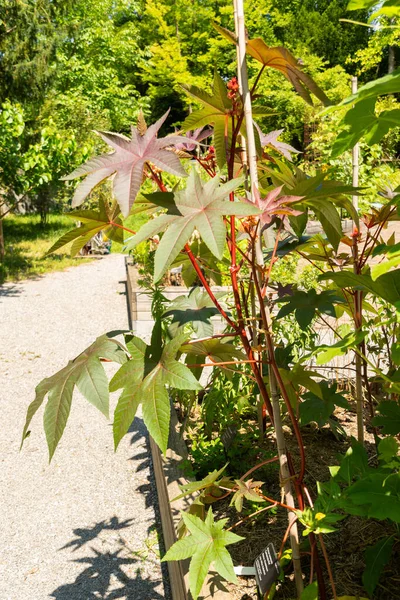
126, 168, 257, 281
162, 508, 243, 600
362, 535, 395, 596
299, 382, 350, 435
163, 287, 222, 338
276, 289, 343, 330
21, 334, 127, 459
372, 401, 400, 434
110, 327, 202, 452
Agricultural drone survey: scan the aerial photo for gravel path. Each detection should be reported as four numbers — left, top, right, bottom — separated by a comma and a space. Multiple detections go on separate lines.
0, 255, 168, 600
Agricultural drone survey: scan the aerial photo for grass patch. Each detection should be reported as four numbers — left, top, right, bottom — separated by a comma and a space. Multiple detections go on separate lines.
0, 209, 150, 284
0, 214, 92, 284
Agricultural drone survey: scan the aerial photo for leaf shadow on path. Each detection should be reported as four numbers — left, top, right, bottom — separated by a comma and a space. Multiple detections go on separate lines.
51, 417, 172, 599
50, 547, 165, 600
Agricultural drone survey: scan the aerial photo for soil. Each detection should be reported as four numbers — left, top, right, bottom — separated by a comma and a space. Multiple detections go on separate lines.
181, 402, 400, 600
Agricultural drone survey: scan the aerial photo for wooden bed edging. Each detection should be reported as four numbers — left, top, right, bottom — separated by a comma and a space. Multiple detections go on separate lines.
150, 409, 231, 600
125, 260, 230, 599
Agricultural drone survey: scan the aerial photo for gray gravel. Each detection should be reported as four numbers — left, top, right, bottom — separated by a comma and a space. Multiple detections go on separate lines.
0, 255, 168, 600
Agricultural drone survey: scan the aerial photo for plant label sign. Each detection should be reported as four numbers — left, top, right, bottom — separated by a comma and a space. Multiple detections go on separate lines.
254, 543, 280, 595
221, 425, 238, 450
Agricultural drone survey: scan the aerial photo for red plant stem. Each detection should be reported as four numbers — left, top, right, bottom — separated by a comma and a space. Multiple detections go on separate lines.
228, 503, 278, 531
184, 243, 239, 330
263, 221, 283, 290
260, 494, 296, 513
239, 456, 279, 481
185, 333, 240, 344
186, 359, 260, 368
278, 515, 299, 559
251, 259, 306, 485
109, 221, 136, 235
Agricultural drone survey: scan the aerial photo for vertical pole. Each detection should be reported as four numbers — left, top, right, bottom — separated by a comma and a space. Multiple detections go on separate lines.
351, 77, 359, 216
351, 76, 364, 444
233, 1, 303, 595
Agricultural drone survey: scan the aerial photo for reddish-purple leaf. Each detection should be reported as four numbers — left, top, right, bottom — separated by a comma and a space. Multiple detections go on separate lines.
253, 185, 304, 228
63, 110, 191, 217
254, 122, 300, 161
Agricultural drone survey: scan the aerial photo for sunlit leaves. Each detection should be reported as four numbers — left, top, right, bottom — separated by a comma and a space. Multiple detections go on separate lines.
230, 479, 265, 513
181, 72, 235, 169
331, 97, 400, 157
162, 508, 243, 600
111, 329, 202, 453
125, 168, 258, 281
321, 269, 400, 306
21, 334, 127, 460
46, 198, 125, 256
62, 110, 190, 217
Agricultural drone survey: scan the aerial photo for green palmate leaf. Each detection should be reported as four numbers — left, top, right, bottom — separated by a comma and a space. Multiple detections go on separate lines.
332, 439, 370, 485
276, 289, 343, 330
125, 168, 258, 282
163, 287, 224, 338
301, 581, 318, 600
173, 464, 228, 501
181, 338, 246, 371
378, 436, 399, 463
21, 334, 127, 460
300, 382, 350, 429
372, 401, 400, 435
331, 97, 400, 157
363, 536, 395, 597
62, 110, 190, 217
162, 508, 243, 600
46, 198, 126, 256
181, 72, 234, 169
310, 331, 366, 366
347, 472, 400, 522
371, 242, 400, 280
111, 328, 202, 452
334, 67, 400, 109
320, 269, 400, 306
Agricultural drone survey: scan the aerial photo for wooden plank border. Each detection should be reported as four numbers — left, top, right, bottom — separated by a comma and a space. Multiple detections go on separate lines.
125, 263, 231, 600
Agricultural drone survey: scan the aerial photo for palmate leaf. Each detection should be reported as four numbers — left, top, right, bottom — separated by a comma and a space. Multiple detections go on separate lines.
310, 331, 367, 366
62, 110, 191, 217
172, 464, 228, 501
110, 329, 202, 453
362, 536, 394, 597
276, 289, 344, 330
181, 72, 271, 169
253, 185, 303, 229
181, 338, 246, 369
125, 168, 259, 282
372, 401, 400, 435
331, 97, 400, 157
46, 198, 126, 256
347, 472, 400, 522
163, 287, 225, 338
230, 479, 265, 513
162, 508, 243, 600
213, 24, 331, 107
320, 269, 400, 306
299, 382, 350, 429
21, 334, 128, 460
